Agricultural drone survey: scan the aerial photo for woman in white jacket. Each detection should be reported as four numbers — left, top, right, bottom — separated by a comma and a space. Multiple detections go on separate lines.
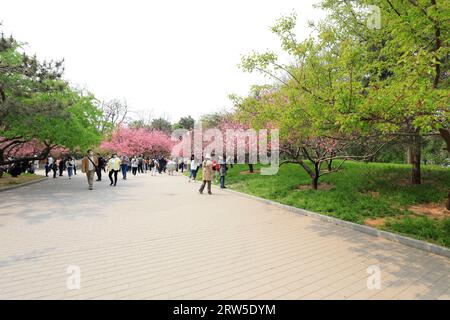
188, 155, 198, 182
131, 156, 138, 176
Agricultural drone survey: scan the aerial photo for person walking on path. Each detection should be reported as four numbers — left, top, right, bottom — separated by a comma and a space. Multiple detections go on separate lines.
73, 158, 77, 175
158, 156, 167, 173
138, 155, 144, 174
151, 158, 158, 176
219, 156, 228, 189
33, 157, 39, 172
67, 157, 75, 179
131, 156, 138, 176
58, 158, 66, 177
157, 156, 164, 174
212, 158, 220, 183
107, 153, 121, 187
52, 158, 59, 178
45, 161, 50, 177
179, 159, 185, 173
81, 150, 98, 190
45, 156, 53, 177
96, 155, 106, 181
188, 155, 198, 182
121, 154, 130, 180
199, 154, 213, 195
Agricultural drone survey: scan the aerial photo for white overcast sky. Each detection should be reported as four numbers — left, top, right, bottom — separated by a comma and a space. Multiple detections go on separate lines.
1, 0, 326, 122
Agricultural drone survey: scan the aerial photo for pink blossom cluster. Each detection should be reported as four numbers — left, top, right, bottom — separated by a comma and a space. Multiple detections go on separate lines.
0, 138, 68, 159
100, 127, 174, 157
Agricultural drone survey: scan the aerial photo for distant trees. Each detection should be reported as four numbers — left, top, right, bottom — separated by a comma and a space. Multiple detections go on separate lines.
173, 116, 195, 130
128, 109, 153, 130
150, 117, 172, 134
200, 111, 233, 129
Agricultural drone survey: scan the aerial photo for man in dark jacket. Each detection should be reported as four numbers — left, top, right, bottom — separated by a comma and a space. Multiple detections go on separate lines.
157, 156, 166, 174
96, 155, 106, 181
137, 155, 144, 173
59, 158, 66, 176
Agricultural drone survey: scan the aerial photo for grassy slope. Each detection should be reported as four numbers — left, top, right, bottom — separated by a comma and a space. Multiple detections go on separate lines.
218, 162, 450, 247
0, 173, 45, 190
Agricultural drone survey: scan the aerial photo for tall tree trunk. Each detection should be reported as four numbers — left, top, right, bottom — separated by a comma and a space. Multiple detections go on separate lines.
311, 177, 318, 190
311, 163, 320, 190
406, 146, 413, 164
411, 134, 421, 185
248, 163, 254, 173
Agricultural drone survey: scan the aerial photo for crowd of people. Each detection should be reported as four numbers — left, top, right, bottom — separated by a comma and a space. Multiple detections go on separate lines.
42, 150, 230, 193
45, 156, 76, 179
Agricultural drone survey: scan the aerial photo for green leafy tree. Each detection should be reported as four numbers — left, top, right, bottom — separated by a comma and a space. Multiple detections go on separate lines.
318, 0, 449, 184
200, 110, 233, 129
173, 115, 195, 130
128, 119, 150, 130
239, 14, 384, 189
318, 0, 449, 207
240, 3, 449, 188
0, 31, 102, 168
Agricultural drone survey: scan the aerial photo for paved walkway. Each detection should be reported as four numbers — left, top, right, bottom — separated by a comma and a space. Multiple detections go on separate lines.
0, 171, 449, 300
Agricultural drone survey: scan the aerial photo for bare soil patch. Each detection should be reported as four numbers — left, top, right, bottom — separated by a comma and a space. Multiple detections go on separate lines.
297, 182, 334, 191
364, 217, 387, 228
240, 170, 261, 175
408, 203, 450, 219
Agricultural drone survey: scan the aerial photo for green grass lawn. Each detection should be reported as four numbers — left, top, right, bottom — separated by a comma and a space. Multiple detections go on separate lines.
211, 162, 450, 247
0, 173, 45, 191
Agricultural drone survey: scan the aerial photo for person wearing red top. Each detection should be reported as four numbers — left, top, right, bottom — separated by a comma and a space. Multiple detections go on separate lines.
211, 159, 220, 183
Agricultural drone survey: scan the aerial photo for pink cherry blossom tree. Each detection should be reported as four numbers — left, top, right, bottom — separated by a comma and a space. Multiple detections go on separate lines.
100, 127, 173, 158
218, 119, 261, 173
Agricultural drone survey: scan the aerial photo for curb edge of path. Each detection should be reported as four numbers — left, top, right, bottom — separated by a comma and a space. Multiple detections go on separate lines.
217, 185, 450, 259
0, 176, 48, 193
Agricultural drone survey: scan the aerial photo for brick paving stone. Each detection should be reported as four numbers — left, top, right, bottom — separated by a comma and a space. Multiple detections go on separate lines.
0, 171, 449, 299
